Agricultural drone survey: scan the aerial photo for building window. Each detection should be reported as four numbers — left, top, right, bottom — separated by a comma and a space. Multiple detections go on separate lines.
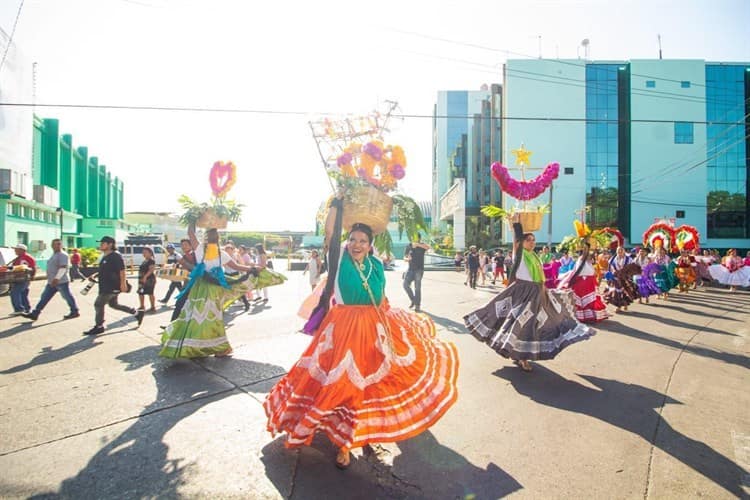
676, 210, 685, 218
645, 80, 655, 88
706, 64, 747, 238
564, 167, 574, 175
681, 81, 691, 88
674, 122, 694, 144
586, 64, 621, 228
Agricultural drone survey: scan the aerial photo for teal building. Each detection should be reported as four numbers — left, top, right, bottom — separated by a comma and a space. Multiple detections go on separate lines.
500, 58, 749, 249
1, 116, 132, 268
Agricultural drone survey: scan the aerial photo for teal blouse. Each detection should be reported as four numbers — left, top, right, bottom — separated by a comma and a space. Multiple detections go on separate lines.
337, 253, 385, 305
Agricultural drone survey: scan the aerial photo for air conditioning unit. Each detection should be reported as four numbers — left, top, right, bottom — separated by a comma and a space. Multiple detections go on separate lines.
29, 240, 47, 252
0, 169, 11, 192
33, 185, 60, 207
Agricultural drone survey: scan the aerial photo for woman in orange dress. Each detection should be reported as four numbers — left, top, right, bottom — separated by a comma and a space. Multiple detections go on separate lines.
674, 249, 697, 293
264, 198, 459, 469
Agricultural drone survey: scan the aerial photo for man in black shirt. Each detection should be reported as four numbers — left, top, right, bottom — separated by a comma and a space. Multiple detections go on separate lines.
84, 236, 144, 335
402, 233, 430, 313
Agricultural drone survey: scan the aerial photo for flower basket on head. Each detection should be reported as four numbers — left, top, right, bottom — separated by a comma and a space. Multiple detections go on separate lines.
517, 211, 543, 232
177, 161, 243, 229
196, 208, 228, 229
341, 184, 393, 235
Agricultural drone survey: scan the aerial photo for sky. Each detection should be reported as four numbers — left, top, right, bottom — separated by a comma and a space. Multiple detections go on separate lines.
1, 0, 749, 232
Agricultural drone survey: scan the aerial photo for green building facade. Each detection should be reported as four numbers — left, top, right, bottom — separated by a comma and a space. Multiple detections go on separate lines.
1, 116, 131, 269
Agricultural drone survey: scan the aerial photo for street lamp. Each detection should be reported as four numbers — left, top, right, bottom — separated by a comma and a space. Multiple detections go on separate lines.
56, 207, 64, 242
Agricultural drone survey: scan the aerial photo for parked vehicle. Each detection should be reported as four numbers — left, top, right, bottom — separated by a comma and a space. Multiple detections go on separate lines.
117, 245, 167, 267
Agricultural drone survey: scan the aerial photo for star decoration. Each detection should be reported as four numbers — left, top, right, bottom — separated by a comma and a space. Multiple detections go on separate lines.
512, 146, 532, 166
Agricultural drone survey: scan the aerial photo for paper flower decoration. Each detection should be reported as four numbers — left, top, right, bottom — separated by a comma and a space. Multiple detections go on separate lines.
574, 220, 590, 238
491, 161, 559, 201
333, 140, 407, 193
594, 227, 625, 250
209, 161, 237, 198
673, 225, 700, 251
643, 222, 675, 251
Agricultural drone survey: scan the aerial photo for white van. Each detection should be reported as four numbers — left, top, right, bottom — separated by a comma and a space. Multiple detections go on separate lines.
117, 245, 167, 268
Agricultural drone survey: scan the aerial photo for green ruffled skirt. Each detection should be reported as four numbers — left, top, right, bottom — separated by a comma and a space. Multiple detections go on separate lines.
159, 277, 249, 359
249, 268, 287, 290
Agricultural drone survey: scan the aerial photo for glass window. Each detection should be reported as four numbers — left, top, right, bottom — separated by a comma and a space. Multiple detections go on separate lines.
645, 80, 656, 88
681, 81, 691, 88
674, 122, 694, 144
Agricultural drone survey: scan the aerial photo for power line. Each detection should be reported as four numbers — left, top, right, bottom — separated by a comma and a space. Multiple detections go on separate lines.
2, 101, 746, 128
3, 101, 747, 127
0, 0, 25, 74
630, 104, 750, 186
384, 26, 747, 90
390, 46, 740, 106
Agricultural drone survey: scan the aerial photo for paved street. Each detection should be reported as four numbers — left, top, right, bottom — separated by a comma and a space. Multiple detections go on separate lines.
1, 265, 748, 499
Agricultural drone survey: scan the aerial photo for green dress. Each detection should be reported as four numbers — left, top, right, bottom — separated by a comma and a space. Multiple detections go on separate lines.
159, 247, 282, 359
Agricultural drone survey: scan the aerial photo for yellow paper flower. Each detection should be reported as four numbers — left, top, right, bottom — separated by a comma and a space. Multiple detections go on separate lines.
391, 145, 407, 168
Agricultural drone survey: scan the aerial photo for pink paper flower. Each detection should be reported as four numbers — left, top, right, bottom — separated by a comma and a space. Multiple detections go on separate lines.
389, 163, 405, 179
362, 142, 383, 161
491, 162, 559, 200
337, 152, 352, 166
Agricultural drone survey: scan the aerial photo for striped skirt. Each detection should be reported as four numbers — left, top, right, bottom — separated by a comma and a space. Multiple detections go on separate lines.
264, 302, 459, 449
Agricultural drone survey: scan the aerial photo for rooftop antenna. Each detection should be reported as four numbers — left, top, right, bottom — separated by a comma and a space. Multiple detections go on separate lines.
657, 34, 663, 59
581, 38, 590, 60
538, 35, 542, 59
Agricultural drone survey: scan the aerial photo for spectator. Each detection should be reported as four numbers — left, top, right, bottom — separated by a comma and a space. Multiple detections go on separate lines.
159, 243, 183, 304
23, 238, 79, 321
9, 243, 36, 315
83, 236, 144, 335
69, 248, 86, 281
402, 233, 430, 312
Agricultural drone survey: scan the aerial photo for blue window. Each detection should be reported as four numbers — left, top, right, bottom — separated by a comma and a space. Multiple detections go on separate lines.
681, 81, 691, 88
645, 80, 655, 88
674, 122, 694, 144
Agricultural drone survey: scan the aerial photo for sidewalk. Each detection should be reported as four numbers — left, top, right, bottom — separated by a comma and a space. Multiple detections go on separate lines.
0, 270, 748, 499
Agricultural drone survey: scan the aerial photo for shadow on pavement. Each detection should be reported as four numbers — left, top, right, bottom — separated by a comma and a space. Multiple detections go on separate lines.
622, 310, 739, 336
0, 320, 35, 340
260, 430, 522, 499
0, 336, 102, 374
667, 293, 749, 315
391, 430, 522, 499
603, 320, 750, 370
494, 365, 746, 497
29, 346, 285, 500
427, 314, 468, 335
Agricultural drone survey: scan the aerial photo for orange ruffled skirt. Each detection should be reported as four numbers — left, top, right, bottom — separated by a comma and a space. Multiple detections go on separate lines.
264, 302, 459, 449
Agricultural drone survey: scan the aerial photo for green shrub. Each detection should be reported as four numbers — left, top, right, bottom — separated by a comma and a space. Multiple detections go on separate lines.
79, 248, 101, 267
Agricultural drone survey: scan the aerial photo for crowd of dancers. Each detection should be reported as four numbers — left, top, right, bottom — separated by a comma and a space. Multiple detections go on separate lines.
539, 244, 750, 323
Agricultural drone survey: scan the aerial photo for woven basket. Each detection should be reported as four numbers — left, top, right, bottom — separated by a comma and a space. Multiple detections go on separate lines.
196, 209, 228, 229
342, 185, 393, 235
0, 269, 32, 285
518, 211, 543, 232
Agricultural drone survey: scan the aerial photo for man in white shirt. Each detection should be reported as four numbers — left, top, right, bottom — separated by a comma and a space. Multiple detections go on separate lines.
23, 239, 80, 321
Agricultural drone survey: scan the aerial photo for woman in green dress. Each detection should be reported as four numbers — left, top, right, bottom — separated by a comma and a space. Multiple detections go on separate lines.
159, 223, 257, 359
